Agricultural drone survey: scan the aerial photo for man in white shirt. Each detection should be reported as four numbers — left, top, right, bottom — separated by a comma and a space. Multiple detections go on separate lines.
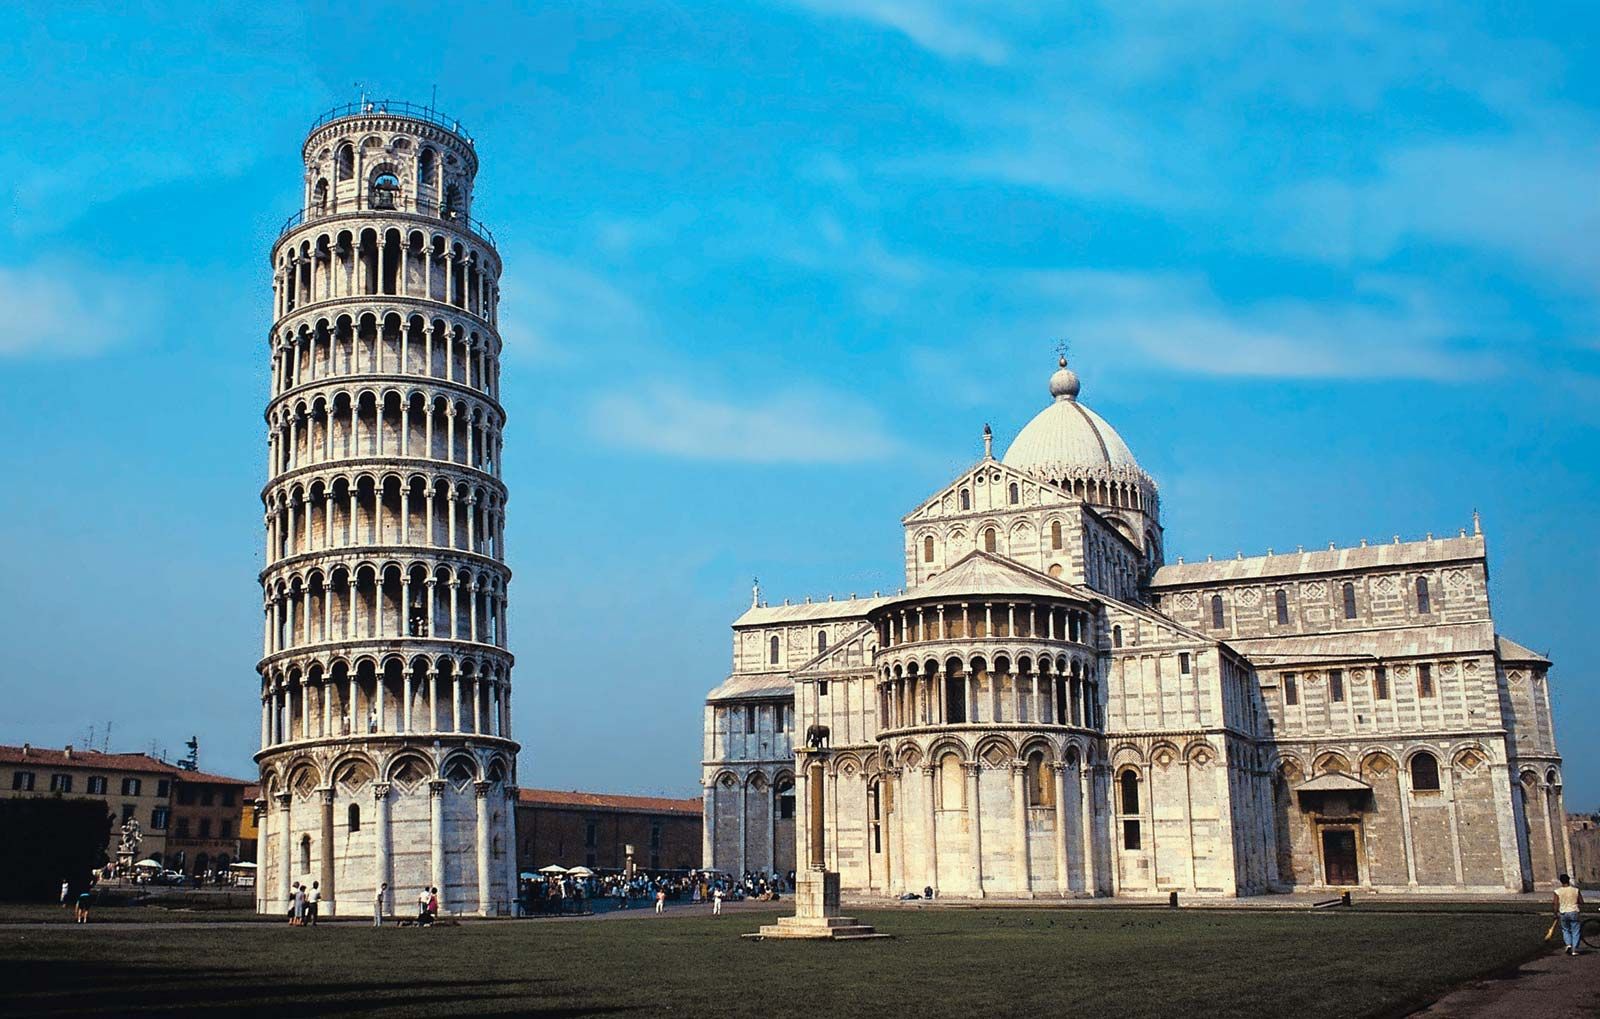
418, 887, 432, 925
374, 881, 388, 928
1554, 873, 1586, 956
307, 881, 321, 926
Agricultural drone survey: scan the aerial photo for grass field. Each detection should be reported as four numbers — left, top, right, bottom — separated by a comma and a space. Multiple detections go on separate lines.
0, 905, 1552, 1018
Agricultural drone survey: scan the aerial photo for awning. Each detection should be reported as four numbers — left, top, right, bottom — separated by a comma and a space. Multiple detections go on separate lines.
1296, 773, 1373, 795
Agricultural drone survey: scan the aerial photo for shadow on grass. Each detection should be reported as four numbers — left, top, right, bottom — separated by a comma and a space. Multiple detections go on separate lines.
1, 962, 634, 1018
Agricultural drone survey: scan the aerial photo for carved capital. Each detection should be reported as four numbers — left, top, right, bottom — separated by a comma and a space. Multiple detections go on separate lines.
429, 780, 446, 799
320, 787, 335, 805
373, 782, 391, 800
473, 781, 492, 799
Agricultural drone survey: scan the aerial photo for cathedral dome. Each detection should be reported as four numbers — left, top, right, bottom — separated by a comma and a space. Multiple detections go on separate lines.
1003, 357, 1142, 475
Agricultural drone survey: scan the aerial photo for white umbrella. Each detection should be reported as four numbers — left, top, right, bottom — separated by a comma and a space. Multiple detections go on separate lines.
133, 859, 162, 869
229, 862, 258, 869
538, 864, 568, 874
566, 866, 595, 878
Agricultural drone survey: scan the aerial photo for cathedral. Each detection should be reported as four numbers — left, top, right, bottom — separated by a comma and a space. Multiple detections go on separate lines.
702, 357, 1571, 897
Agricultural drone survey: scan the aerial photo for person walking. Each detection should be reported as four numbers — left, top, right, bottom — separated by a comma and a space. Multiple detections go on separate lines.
1554, 873, 1586, 956
60, 880, 70, 908
374, 881, 388, 928
288, 882, 301, 926
294, 882, 308, 926
654, 888, 666, 914
712, 887, 723, 915
307, 881, 321, 926
418, 887, 432, 925
427, 887, 439, 922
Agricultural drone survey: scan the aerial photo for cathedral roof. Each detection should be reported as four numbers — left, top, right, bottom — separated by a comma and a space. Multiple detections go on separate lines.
1495, 635, 1550, 665
894, 550, 1092, 604
1002, 356, 1143, 478
733, 596, 887, 628
705, 671, 794, 702
1225, 621, 1495, 663
1149, 534, 1485, 588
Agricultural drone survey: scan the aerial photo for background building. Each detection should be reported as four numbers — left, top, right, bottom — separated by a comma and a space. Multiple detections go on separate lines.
705, 357, 1568, 897
254, 100, 519, 917
1, 744, 175, 864
167, 771, 251, 877
515, 789, 701, 873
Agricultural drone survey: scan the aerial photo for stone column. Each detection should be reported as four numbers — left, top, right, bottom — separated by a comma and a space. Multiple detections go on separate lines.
374, 783, 392, 913
504, 787, 520, 915
1397, 766, 1418, 886
1012, 762, 1032, 896
475, 782, 492, 915
276, 792, 293, 909
1083, 766, 1100, 895
319, 788, 336, 913
1052, 763, 1070, 895
737, 776, 749, 876
965, 763, 984, 897
429, 780, 446, 914
922, 764, 939, 892
702, 782, 716, 871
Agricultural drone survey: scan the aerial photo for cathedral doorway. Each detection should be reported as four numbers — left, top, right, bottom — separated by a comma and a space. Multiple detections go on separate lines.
1321, 828, 1359, 886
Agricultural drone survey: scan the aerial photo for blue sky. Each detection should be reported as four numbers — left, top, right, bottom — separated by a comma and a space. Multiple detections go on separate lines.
1, 3, 1595, 807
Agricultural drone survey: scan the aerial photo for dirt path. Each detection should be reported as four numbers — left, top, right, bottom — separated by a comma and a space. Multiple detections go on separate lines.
1412, 947, 1599, 1017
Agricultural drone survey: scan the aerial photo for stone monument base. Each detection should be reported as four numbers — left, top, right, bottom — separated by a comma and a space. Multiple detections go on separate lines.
744, 869, 889, 941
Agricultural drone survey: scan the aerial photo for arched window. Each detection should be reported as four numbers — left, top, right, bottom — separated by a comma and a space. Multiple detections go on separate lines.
816, 630, 828, 655
313, 178, 329, 212
923, 535, 935, 562
300, 834, 311, 872
347, 803, 361, 832
1275, 589, 1289, 625
442, 181, 462, 219
1284, 673, 1298, 706
1211, 595, 1225, 629
1008, 483, 1019, 505
769, 636, 780, 665
336, 143, 354, 181
370, 172, 400, 210
1410, 751, 1440, 791
1118, 769, 1142, 850
1416, 576, 1431, 613
1112, 625, 1122, 648
938, 752, 965, 809
1050, 520, 1063, 550
959, 488, 971, 511
1026, 751, 1053, 807
418, 148, 436, 187
1342, 582, 1357, 619
984, 527, 997, 553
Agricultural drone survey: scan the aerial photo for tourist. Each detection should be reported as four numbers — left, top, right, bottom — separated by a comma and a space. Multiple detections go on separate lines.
427, 887, 439, 921
288, 882, 301, 925
75, 889, 91, 924
1554, 873, 1585, 956
307, 881, 321, 926
655, 888, 666, 914
418, 886, 431, 924
294, 882, 307, 926
712, 887, 723, 915
374, 881, 388, 927
60, 879, 70, 908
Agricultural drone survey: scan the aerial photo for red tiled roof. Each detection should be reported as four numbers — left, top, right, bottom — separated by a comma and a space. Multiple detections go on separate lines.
517, 788, 701, 816
173, 770, 253, 787
244, 784, 261, 800
0, 745, 179, 774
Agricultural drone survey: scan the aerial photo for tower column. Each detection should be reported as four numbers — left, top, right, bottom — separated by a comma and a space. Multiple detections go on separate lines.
475, 782, 492, 915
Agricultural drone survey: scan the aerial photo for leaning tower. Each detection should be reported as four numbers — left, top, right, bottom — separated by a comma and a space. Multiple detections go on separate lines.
255, 100, 518, 917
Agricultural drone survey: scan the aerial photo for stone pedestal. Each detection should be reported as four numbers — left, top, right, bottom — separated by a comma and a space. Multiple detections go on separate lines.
747, 869, 888, 941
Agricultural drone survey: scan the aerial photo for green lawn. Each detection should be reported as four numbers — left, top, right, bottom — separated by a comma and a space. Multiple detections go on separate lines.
0, 906, 1552, 1018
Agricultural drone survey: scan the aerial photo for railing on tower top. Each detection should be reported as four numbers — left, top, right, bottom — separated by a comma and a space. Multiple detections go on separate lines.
308, 99, 473, 143
277, 205, 496, 247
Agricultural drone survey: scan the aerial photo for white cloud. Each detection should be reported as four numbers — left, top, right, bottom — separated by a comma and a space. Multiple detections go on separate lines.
495, 248, 648, 361
0, 262, 151, 358
589, 381, 900, 463
787, 0, 1011, 65
1025, 270, 1510, 381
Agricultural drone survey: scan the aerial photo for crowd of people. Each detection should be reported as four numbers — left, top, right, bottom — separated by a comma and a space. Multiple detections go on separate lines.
514, 869, 793, 915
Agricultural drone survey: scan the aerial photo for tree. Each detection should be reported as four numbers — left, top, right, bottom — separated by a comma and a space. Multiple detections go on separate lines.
0, 797, 111, 900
